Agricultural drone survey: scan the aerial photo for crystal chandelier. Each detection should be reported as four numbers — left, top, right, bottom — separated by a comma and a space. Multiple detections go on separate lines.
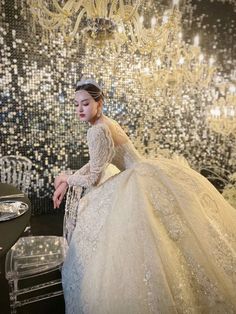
133, 9, 216, 98
26, 0, 142, 48
129, 5, 182, 55
207, 82, 236, 136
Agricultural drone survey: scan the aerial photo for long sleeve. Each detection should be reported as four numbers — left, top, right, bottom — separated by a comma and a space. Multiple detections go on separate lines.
67, 124, 115, 188
70, 162, 90, 177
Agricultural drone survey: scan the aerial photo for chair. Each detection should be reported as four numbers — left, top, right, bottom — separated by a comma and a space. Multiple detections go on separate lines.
0, 155, 33, 235
0, 155, 32, 194
4, 185, 81, 314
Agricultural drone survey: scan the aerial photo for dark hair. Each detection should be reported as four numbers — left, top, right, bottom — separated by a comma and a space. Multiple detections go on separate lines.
75, 83, 104, 102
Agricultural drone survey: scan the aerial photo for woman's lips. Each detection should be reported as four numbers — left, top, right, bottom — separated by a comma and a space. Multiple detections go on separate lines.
79, 114, 85, 118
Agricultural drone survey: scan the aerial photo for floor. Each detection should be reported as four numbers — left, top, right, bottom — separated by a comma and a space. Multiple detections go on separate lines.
0, 211, 66, 314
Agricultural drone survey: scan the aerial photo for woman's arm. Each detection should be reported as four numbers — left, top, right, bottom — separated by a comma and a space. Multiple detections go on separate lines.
53, 182, 68, 209
54, 163, 90, 190
54, 124, 115, 189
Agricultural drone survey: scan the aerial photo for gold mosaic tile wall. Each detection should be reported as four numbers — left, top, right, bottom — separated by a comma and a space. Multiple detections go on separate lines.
0, 0, 235, 213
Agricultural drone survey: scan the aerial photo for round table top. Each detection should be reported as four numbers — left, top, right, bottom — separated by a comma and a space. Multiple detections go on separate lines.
0, 183, 31, 258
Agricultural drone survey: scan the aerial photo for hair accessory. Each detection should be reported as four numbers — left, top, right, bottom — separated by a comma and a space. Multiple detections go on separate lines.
76, 76, 102, 91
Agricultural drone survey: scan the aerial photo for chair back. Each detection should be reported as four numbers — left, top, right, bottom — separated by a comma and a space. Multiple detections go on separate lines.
0, 155, 32, 194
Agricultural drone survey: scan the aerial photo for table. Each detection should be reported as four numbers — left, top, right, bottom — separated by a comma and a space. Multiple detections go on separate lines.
0, 183, 31, 258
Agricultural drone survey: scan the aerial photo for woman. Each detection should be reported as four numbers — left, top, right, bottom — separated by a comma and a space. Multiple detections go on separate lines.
53, 78, 236, 314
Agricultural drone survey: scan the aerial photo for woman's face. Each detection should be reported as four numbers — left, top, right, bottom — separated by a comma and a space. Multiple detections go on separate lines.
74, 90, 100, 123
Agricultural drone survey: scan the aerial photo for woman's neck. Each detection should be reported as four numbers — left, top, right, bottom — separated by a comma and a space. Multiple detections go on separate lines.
89, 113, 105, 125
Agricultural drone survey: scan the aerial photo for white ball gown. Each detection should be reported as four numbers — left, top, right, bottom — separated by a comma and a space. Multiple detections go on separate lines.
62, 120, 236, 314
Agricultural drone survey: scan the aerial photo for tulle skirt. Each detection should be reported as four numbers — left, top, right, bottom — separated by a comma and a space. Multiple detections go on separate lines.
62, 158, 236, 314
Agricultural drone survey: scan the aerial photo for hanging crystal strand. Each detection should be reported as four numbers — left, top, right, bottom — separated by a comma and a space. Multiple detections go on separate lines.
64, 185, 82, 244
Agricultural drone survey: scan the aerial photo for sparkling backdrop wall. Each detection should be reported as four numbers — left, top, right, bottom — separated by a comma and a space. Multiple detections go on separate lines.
0, 0, 235, 214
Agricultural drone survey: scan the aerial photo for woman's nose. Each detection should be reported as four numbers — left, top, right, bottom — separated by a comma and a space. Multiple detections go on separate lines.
77, 104, 83, 112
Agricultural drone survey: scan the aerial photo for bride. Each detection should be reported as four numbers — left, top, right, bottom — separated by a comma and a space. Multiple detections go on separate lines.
53, 78, 236, 314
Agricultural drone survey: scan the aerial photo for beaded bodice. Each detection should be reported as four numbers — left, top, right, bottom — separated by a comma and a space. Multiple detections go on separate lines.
112, 141, 143, 171
67, 121, 142, 188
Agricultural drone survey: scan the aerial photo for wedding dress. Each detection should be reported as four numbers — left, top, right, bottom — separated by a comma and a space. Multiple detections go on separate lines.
62, 119, 236, 314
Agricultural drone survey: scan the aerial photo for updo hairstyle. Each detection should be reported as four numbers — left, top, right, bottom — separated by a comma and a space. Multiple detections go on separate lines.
75, 83, 104, 102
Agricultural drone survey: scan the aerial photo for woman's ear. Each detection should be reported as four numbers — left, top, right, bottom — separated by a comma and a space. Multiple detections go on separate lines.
97, 99, 103, 110
97, 99, 103, 118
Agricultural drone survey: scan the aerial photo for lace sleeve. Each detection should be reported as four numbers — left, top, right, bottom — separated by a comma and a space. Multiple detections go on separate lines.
67, 124, 115, 188
70, 163, 90, 177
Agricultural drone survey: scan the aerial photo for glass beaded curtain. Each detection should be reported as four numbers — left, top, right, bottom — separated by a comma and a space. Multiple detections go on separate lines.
0, 0, 235, 214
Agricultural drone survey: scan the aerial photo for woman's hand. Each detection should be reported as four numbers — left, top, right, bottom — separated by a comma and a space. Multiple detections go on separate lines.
54, 174, 69, 190
53, 182, 68, 209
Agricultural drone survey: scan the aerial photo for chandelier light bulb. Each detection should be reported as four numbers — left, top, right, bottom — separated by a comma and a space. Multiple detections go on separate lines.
193, 34, 200, 47
139, 16, 144, 25
210, 107, 221, 118
117, 25, 123, 33
143, 67, 150, 74
223, 107, 228, 117
156, 58, 162, 67
162, 11, 169, 24
151, 16, 157, 28
230, 108, 235, 117
179, 57, 185, 65
172, 0, 179, 7
209, 56, 215, 66
199, 53, 204, 63
229, 85, 236, 94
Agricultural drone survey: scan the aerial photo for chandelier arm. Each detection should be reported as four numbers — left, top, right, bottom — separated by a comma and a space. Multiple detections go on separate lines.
30, 4, 62, 19
74, 0, 84, 13
102, 0, 110, 17
52, 0, 67, 14
105, 0, 111, 17
35, 13, 64, 30
36, 0, 75, 18
109, 0, 119, 18
82, 1, 96, 17
97, 0, 105, 17
32, 5, 67, 30
119, 0, 125, 17
70, 8, 86, 37
93, 0, 100, 17
125, 0, 143, 21
132, 16, 144, 42
98, 0, 103, 17
206, 68, 215, 84
94, 0, 100, 16
128, 23, 139, 45
41, 19, 66, 30
63, 0, 77, 12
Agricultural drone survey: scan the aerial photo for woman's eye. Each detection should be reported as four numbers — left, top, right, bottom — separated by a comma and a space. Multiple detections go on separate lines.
74, 102, 89, 107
